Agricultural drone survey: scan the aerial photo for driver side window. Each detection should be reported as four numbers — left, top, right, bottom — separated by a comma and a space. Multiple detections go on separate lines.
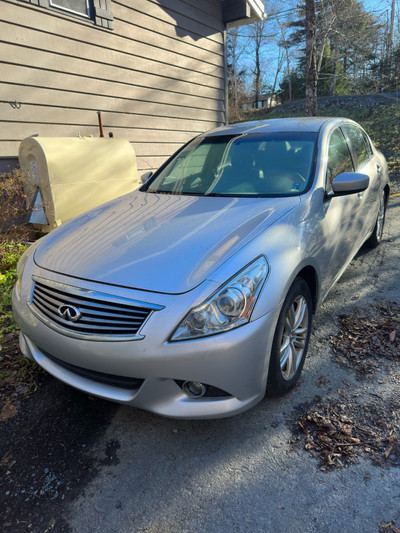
327, 128, 354, 191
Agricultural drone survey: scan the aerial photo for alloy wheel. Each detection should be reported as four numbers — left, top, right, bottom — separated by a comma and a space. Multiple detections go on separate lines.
375, 193, 386, 243
280, 295, 309, 380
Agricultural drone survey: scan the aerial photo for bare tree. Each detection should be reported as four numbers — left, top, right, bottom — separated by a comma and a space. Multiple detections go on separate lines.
305, 0, 318, 115
277, 17, 294, 102
227, 27, 248, 109
226, 26, 250, 120
316, 0, 336, 80
248, 20, 268, 108
270, 43, 285, 99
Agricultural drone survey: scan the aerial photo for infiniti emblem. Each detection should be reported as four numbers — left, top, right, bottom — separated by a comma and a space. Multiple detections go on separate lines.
58, 304, 82, 322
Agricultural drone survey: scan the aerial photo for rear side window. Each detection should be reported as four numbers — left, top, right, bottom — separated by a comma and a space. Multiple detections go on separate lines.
327, 128, 354, 188
342, 124, 372, 170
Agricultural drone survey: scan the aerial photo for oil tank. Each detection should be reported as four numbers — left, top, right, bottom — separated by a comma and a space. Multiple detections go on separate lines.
18, 136, 138, 230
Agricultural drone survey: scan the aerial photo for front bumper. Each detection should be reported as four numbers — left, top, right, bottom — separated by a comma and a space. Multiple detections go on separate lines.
13, 272, 280, 419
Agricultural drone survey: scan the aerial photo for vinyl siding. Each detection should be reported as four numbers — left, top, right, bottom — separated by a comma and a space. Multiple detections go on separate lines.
0, 0, 225, 173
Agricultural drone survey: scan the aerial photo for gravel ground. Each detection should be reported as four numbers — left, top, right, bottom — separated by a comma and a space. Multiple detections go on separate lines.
1, 186, 400, 533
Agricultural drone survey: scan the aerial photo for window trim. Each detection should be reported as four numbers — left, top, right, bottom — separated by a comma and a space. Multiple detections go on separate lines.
20, 0, 114, 29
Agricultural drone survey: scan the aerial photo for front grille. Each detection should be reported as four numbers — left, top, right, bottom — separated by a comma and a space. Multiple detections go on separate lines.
43, 350, 144, 390
30, 277, 163, 341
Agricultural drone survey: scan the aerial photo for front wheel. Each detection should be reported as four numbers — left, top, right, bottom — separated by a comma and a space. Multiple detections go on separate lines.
267, 277, 312, 396
364, 191, 386, 248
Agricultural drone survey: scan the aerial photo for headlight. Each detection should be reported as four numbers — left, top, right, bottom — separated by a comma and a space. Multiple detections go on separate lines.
171, 256, 268, 341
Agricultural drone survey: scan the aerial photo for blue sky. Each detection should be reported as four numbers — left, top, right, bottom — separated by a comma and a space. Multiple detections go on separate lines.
362, 0, 397, 18
363, 0, 390, 9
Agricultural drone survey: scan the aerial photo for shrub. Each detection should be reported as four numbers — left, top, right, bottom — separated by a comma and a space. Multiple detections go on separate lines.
0, 168, 37, 244
0, 242, 27, 335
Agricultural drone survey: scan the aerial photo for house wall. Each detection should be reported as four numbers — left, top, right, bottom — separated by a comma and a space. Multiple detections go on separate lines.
0, 0, 225, 174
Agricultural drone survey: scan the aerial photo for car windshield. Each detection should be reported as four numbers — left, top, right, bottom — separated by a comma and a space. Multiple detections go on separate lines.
145, 132, 318, 197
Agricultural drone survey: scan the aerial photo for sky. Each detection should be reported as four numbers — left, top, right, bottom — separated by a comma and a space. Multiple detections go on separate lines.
363, 0, 394, 12
362, 0, 398, 22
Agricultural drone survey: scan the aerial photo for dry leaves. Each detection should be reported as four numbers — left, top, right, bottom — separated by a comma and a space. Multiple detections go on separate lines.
331, 302, 400, 376
0, 400, 18, 421
298, 399, 400, 471
379, 521, 400, 533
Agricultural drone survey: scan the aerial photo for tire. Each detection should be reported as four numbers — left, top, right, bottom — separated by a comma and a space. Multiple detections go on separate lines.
364, 191, 386, 248
267, 277, 312, 396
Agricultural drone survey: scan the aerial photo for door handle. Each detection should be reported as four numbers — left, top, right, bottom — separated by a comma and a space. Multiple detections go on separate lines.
377, 164, 382, 174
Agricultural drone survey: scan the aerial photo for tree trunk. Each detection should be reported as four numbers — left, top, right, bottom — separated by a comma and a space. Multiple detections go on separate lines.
305, 0, 318, 116
232, 50, 238, 107
271, 48, 284, 99
317, 35, 327, 80
277, 19, 293, 102
387, 0, 397, 79
255, 43, 261, 107
330, 34, 340, 96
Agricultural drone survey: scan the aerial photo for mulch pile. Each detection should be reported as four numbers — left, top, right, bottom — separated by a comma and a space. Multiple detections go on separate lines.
331, 302, 400, 376
298, 398, 400, 471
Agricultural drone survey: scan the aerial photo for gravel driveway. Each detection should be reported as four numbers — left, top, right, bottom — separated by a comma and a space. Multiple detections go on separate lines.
2, 191, 400, 533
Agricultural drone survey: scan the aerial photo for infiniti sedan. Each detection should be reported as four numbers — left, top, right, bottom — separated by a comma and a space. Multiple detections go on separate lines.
13, 118, 389, 419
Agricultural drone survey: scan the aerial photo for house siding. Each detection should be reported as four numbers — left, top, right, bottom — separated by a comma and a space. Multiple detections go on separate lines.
0, 0, 225, 173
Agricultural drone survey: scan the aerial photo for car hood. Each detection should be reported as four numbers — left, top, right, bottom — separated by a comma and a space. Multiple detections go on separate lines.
34, 191, 299, 294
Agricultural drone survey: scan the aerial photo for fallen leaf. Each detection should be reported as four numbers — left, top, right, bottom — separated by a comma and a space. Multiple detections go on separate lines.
384, 445, 394, 459
0, 401, 18, 421
341, 424, 353, 435
319, 435, 333, 444
389, 330, 396, 342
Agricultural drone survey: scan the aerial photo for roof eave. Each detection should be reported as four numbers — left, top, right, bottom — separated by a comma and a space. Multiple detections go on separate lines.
223, 0, 267, 28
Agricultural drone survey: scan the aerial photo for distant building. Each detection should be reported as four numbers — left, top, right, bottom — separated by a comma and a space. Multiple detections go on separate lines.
0, 0, 265, 173
243, 93, 281, 111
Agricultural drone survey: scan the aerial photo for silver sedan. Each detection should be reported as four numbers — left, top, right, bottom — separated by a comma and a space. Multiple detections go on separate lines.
13, 117, 389, 418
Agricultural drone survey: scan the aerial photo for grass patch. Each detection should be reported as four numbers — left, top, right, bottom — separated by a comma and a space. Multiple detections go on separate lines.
0, 242, 27, 336
0, 242, 43, 420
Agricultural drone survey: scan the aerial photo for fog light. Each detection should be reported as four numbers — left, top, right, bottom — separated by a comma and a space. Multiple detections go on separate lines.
182, 381, 207, 398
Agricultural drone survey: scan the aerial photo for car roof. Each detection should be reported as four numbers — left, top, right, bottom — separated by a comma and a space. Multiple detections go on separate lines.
204, 117, 344, 137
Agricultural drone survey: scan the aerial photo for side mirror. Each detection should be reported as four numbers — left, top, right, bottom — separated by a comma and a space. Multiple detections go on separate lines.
140, 171, 153, 185
331, 172, 369, 196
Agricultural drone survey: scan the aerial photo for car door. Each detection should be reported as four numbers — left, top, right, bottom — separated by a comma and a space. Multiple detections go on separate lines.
341, 123, 380, 241
317, 126, 362, 294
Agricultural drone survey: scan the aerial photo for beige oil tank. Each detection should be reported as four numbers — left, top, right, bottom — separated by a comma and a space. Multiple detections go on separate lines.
18, 136, 138, 230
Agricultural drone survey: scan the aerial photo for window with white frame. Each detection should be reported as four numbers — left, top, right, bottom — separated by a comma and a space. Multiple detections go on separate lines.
20, 0, 114, 29
50, 0, 90, 17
